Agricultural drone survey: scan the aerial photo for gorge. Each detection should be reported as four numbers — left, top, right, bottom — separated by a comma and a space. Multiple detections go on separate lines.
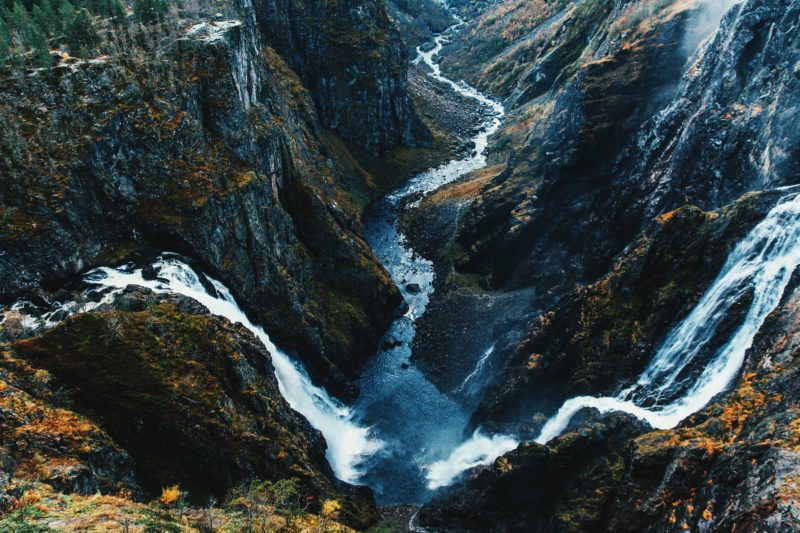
1, 0, 799, 531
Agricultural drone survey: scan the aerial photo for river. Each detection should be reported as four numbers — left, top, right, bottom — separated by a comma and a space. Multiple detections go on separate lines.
354, 13, 516, 504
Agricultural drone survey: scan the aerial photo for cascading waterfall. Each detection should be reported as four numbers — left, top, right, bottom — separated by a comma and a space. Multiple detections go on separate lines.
536, 192, 800, 444
83, 256, 383, 483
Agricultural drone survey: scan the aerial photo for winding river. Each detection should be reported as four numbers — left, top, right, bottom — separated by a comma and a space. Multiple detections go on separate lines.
354, 15, 514, 504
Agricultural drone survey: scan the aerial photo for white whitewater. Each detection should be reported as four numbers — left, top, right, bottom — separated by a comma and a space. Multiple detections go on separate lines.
426, 430, 519, 490
537, 192, 800, 444
83, 256, 382, 483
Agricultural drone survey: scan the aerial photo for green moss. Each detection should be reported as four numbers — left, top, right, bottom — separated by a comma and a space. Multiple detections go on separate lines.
10, 304, 330, 500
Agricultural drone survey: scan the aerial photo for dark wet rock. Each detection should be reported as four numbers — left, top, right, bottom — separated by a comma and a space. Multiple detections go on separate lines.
382, 335, 404, 350
406, 282, 422, 293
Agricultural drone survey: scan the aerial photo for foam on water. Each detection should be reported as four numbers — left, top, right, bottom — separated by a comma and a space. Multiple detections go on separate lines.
426, 430, 519, 490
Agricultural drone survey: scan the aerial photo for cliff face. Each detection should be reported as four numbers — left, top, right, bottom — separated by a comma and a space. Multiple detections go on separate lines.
0, 0, 432, 397
386, 0, 456, 50
445, 0, 799, 294
251, 0, 430, 154
420, 193, 800, 533
413, 0, 800, 529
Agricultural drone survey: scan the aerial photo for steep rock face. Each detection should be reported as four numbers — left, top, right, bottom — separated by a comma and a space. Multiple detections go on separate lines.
0, 4, 411, 397
251, 0, 430, 154
446, 0, 799, 294
386, 0, 456, 50
6, 288, 377, 528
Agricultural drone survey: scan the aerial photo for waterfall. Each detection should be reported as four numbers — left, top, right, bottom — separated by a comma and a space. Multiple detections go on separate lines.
426, 430, 519, 490
537, 192, 800, 444
83, 255, 383, 483
454, 343, 496, 394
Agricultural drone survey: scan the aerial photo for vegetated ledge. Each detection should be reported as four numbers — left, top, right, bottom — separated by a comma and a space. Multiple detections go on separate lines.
1, 287, 378, 530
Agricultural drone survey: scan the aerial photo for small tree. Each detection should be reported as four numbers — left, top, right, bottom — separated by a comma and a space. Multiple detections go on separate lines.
159, 484, 183, 508
318, 499, 341, 533
271, 479, 300, 529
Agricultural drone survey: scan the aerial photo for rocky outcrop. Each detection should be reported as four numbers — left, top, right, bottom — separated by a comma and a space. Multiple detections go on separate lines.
0, 349, 139, 501
5, 288, 377, 528
421, 280, 800, 531
445, 0, 799, 295
472, 192, 783, 437
420, 413, 648, 532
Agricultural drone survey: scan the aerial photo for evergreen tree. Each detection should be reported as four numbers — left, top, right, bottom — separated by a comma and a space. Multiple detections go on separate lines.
9, 2, 32, 46
134, 0, 167, 24
64, 7, 97, 52
57, 0, 75, 30
31, 1, 57, 36
0, 17, 11, 64
29, 21, 49, 65
95, 0, 124, 21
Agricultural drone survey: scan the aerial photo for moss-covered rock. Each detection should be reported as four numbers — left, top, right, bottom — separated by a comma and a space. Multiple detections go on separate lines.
5, 290, 377, 528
